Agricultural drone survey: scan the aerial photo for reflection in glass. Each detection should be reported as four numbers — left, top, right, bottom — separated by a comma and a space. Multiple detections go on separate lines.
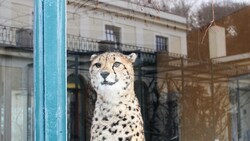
0, 0, 250, 141
0, 55, 33, 141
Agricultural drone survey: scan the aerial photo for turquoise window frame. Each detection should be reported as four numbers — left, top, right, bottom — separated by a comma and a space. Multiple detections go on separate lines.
34, 0, 67, 140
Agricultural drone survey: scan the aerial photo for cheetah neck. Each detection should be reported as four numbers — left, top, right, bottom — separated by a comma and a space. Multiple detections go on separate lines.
94, 92, 139, 118
96, 83, 135, 105
97, 91, 135, 105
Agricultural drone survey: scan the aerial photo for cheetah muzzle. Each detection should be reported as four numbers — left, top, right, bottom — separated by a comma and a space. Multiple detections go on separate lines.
100, 71, 118, 85
89, 52, 145, 141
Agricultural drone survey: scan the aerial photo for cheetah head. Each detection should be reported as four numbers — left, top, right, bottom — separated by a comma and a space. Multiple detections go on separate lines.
89, 52, 137, 96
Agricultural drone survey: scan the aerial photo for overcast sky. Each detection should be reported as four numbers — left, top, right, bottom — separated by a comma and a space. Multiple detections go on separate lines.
196, 0, 250, 5
191, 0, 250, 12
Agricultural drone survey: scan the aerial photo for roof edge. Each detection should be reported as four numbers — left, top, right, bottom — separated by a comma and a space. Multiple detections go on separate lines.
98, 0, 186, 24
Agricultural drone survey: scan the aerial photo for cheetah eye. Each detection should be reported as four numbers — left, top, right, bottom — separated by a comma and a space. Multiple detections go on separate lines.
94, 63, 101, 68
113, 62, 121, 68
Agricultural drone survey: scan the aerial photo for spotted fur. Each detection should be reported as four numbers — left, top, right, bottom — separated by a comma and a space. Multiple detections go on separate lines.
89, 52, 145, 141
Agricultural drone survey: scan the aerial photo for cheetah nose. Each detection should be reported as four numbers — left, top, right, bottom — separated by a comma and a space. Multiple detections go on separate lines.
100, 71, 110, 79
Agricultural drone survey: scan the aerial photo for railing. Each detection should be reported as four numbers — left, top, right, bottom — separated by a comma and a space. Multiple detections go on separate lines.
67, 34, 99, 52
67, 34, 156, 54
0, 25, 33, 47
0, 25, 156, 53
0, 26, 17, 46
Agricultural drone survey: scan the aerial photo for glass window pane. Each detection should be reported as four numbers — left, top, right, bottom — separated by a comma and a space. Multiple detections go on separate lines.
0, 53, 34, 141
2, 0, 249, 140
68, 1, 250, 140
156, 36, 168, 51
0, 0, 34, 140
105, 25, 121, 43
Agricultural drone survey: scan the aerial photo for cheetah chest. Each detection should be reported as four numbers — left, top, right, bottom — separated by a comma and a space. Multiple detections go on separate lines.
90, 97, 145, 141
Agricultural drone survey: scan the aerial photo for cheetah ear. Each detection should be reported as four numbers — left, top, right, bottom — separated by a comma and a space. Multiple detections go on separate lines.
90, 54, 98, 61
127, 53, 137, 63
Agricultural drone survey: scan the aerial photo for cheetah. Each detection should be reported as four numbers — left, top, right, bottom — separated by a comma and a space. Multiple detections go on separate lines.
89, 52, 145, 141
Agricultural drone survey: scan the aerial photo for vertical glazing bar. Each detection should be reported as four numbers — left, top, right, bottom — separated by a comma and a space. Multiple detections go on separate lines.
34, 0, 67, 140
34, 0, 45, 140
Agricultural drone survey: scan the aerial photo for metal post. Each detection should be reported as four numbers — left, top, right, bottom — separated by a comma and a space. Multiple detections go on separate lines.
236, 79, 241, 140
210, 61, 216, 140
74, 55, 80, 139
138, 52, 144, 126
34, 0, 67, 140
180, 57, 184, 141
